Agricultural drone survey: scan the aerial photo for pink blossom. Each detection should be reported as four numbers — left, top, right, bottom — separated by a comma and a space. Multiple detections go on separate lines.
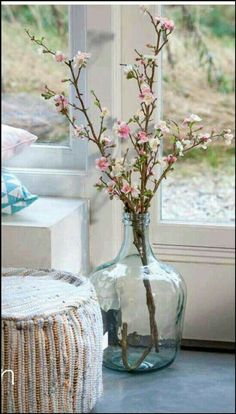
154, 16, 161, 24
139, 149, 146, 156
114, 121, 131, 139
160, 18, 175, 32
182, 114, 202, 127
131, 185, 139, 198
121, 182, 139, 197
54, 94, 69, 113
199, 133, 211, 143
54, 51, 65, 62
74, 124, 86, 138
121, 182, 132, 194
154, 120, 170, 134
198, 133, 212, 149
95, 157, 110, 172
107, 181, 116, 194
198, 134, 212, 149
139, 74, 146, 84
163, 154, 177, 165
183, 119, 191, 127
139, 86, 150, 95
137, 131, 149, 143
101, 135, 112, 146
139, 86, 155, 106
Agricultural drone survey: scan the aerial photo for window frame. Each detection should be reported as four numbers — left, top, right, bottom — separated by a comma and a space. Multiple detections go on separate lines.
150, 3, 235, 253
3, 5, 88, 177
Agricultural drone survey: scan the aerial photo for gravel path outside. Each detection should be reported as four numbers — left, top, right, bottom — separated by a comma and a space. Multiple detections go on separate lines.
162, 164, 235, 223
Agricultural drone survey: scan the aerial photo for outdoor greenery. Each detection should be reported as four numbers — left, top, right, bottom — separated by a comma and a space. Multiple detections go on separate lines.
2, 5, 68, 37
162, 5, 235, 168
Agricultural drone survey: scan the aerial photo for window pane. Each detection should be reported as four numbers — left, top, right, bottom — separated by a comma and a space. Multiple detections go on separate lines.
2, 5, 69, 145
162, 5, 235, 224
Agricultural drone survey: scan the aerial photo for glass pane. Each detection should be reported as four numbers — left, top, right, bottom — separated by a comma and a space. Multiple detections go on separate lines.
162, 5, 235, 224
2, 5, 69, 145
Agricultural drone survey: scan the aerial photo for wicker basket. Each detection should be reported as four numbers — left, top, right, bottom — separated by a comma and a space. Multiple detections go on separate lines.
1, 268, 103, 413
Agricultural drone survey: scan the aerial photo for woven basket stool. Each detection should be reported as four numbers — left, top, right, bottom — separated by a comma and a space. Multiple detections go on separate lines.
1, 268, 103, 414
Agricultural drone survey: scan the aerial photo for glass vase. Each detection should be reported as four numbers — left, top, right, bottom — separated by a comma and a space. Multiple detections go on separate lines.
90, 212, 187, 373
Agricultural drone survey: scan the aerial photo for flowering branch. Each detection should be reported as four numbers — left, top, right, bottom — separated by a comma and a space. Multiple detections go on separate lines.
27, 4, 233, 371
26, 13, 233, 215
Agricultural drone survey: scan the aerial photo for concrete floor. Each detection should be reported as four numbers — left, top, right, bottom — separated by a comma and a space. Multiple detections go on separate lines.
93, 350, 235, 413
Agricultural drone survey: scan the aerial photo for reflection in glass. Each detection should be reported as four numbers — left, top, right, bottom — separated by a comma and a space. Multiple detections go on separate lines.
2, 5, 69, 145
162, 5, 235, 223
90, 213, 186, 372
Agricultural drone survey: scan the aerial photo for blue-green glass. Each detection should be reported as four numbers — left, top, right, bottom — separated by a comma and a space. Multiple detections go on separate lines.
90, 213, 187, 373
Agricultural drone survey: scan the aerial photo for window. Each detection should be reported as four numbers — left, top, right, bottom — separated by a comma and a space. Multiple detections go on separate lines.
2, 4, 69, 146
161, 4, 235, 225
2, 5, 88, 175
145, 4, 235, 253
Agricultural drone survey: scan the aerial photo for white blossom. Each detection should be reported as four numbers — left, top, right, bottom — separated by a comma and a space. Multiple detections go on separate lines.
101, 107, 110, 118
111, 158, 124, 177
189, 114, 202, 122
149, 137, 160, 152
73, 51, 91, 69
123, 65, 133, 74
224, 133, 234, 145
154, 120, 170, 134
182, 139, 192, 148
176, 140, 184, 156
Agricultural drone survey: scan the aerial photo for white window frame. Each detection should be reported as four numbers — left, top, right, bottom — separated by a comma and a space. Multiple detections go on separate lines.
4, 6, 88, 177
150, 4, 235, 256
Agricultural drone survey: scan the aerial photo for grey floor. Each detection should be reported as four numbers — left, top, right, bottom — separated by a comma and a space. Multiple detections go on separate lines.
93, 350, 235, 413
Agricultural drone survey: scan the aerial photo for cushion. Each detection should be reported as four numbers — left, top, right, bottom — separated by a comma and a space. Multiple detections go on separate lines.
2, 124, 38, 161
1, 172, 38, 215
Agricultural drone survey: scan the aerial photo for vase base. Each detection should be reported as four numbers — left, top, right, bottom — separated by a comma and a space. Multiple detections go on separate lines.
103, 340, 179, 373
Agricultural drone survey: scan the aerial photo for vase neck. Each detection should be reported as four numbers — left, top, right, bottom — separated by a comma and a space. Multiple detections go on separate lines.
118, 213, 154, 262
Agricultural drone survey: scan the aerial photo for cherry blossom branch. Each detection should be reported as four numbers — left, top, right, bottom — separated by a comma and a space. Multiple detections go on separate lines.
27, 5, 233, 373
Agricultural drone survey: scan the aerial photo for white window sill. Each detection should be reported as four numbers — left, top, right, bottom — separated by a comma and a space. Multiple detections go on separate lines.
2, 196, 89, 275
